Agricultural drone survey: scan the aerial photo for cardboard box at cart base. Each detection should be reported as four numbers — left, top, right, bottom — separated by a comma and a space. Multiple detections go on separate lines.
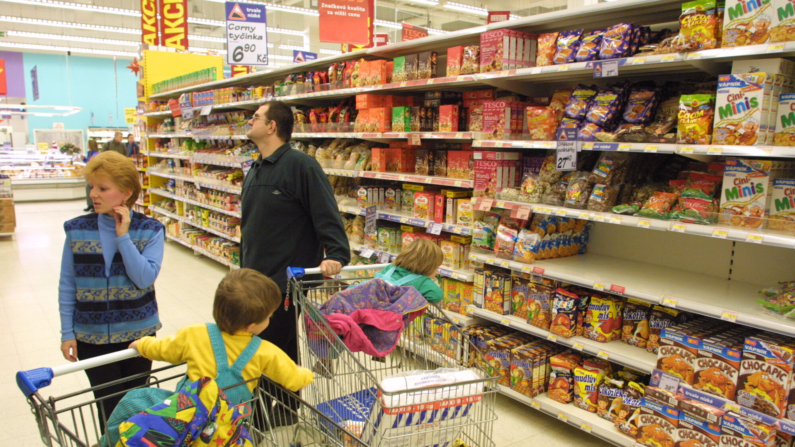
0, 198, 16, 233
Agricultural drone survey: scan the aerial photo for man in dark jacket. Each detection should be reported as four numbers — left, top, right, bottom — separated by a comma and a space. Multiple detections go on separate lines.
126, 134, 140, 157
241, 100, 350, 363
103, 132, 127, 156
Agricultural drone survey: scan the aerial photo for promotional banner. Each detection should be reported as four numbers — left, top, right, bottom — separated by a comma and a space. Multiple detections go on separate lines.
124, 108, 138, 125
226, 2, 269, 65
141, 0, 160, 46
159, 0, 188, 50
374, 33, 389, 46
293, 50, 317, 63
0, 60, 6, 96
487, 11, 511, 23
319, 0, 374, 45
231, 65, 252, 77
401, 23, 428, 41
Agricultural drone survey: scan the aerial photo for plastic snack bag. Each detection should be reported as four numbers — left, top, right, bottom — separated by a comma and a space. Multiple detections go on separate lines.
677, 94, 715, 144
536, 33, 560, 67
681, 172, 722, 199
637, 191, 679, 219
519, 173, 545, 203
513, 230, 541, 263
600, 23, 634, 59
575, 29, 606, 62
586, 87, 627, 127
494, 225, 519, 260
680, 0, 718, 49
554, 30, 584, 65
526, 106, 561, 141
565, 85, 599, 120
588, 184, 623, 212
565, 172, 594, 210
550, 88, 575, 119
578, 122, 605, 142
623, 89, 659, 124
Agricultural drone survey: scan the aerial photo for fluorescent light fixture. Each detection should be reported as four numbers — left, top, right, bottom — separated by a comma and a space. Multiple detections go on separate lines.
0, 0, 139, 16
203, 0, 319, 16
0, 41, 137, 57
406, 0, 440, 5
187, 17, 306, 35
427, 27, 447, 34
374, 19, 403, 29
6, 31, 141, 47
443, 2, 488, 16
319, 49, 342, 55
0, 16, 140, 34
0, 103, 82, 117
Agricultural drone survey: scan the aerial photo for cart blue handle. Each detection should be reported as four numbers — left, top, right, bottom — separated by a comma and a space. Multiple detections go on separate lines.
286, 264, 390, 281
17, 348, 141, 397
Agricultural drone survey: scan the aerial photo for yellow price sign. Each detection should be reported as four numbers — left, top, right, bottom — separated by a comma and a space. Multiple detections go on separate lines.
558, 65, 570, 72
725, 403, 741, 412
547, 333, 558, 342
617, 144, 631, 151
712, 229, 728, 239
555, 209, 568, 217
645, 145, 658, 153
593, 282, 605, 291
721, 310, 738, 322
680, 146, 695, 154
531, 401, 541, 410
661, 55, 676, 62
662, 297, 678, 308
579, 212, 592, 220
768, 43, 786, 52
746, 234, 764, 243
671, 224, 687, 233
593, 214, 606, 222
609, 216, 622, 225
500, 318, 511, 326
572, 342, 584, 351
638, 219, 652, 228
521, 266, 533, 274
632, 58, 646, 65
454, 181, 463, 187
581, 423, 592, 433
558, 413, 569, 422
597, 350, 610, 360
707, 147, 723, 155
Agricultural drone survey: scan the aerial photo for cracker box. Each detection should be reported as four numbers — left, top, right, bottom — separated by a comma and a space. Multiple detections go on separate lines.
769, 178, 795, 231
456, 198, 474, 227
719, 158, 773, 227
713, 73, 768, 146
775, 93, 795, 146
723, 0, 773, 47
678, 413, 722, 447
439, 105, 460, 132
447, 46, 464, 77
484, 270, 512, 315
637, 399, 681, 447
694, 339, 743, 401
657, 326, 701, 384
737, 335, 795, 419
720, 413, 777, 447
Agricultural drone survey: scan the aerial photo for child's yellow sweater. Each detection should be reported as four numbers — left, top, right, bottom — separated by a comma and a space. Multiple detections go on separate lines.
137, 324, 313, 392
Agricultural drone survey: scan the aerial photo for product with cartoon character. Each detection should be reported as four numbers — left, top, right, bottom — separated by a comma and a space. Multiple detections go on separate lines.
737, 334, 795, 418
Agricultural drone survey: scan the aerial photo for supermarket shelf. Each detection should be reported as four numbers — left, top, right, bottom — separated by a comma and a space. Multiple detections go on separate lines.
293, 132, 474, 140
148, 151, 192, 160
148, 170, 193, 182
440, 309, 482, 327
378, 210, 472, 236
134, 200, 150, 207
582, 142, 677, 154
350, 242, 474, 282
148, 171, 243, 194
151, 206, 240, 243
191, 155, 252, 168
470, 308, 656, 373
470, 251, 795, 337
10, 177, 85, 185
323, 168, 359, 178
677, 144, 795, 158
473, 140, 556, 149
146, 132, 248, 141
497, 385, 632, 447
0, 233, 14, 238
149, 187, 242, 218
165, 233, 240, 269
337, 204, 365, 216
165, 233, 193, 250
360, 171, 472, 188
141, 110, 172, 118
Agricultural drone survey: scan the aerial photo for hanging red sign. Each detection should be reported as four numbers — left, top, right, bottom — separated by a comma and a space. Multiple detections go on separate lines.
374, 33, 390, 47
159, 0, 188, 50
231, 65, 252, 77
401, 23, 428, 42
487, 11, 511, 23
0, 60, 6, 96
319, 0, 374, 45
141, 0, 160, 46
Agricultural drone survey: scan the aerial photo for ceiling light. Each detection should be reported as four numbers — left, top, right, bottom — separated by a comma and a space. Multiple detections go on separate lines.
443, 2, 488, 16
405, 0, 441, 5
0, 0, 139, 16
374, 19, 403, 29
0, 16, 140, 34
202, 0, 319, 16
0, 41, 138, 57
6, 31, 141, 47
187, 17, 305, 35
319, 49, 342, 55
427, 28, 447, 35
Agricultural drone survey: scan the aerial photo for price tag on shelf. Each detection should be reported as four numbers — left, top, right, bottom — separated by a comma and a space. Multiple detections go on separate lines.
597, 350, 610, 360
555, 209, 568, 217
721, 310, 738, 323
632, 57, 646, 65
399, 217, 409, 223
617, 144, 631, 152
467, 305, 476, 315
181, 107, 195, 120
423, 177, 434, 184
593, 282, 605, 291
658, 373, 681, 394
661, 55, 676, 62
609, 216, 622, 225
662, 297, 678, 308
454, 181, 463, 187
558, 413, 569, 423
547, 333, 558, 342
746, 234, 764, 243
378, 252, 391, 264
725, 403, 741, 412
593, 60, 619, 78
712, 229, 728, 239
426, 79, 435, 84
594, 214, 606, 222
200, 105, 213, 116
487, 258, 496, 265
610, 285, 626, 295
558, 64, 570, 72
572, 342, 584, 351
521, 265, 533, 274
531, 401, 541, 410
512, 206, 531, 220
427, 222, 443, 235
476, 199, 494, 212
455, 133, 463, 139
707, 147, 723, 155
533, 266, 545, 275
768, 43, 786, 52
359, 248, 375, 258
671, 223, 687, 233
408, 134, 422, 146
638, 219, 652, 228
579, 212, 592, 220
499, 261, 511, 268
535, 207, 552, 214
399, 82, 408, 87
500, 318, 511, 327
581, 423, 592, 434
645, 145, 659, 153
688, 52, 703, 60
679, 146, 695, 154
452, 317, 460, 325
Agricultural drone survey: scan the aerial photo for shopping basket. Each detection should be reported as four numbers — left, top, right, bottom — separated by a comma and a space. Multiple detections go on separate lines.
16, 350, 366, 446
284, 263, 498, 447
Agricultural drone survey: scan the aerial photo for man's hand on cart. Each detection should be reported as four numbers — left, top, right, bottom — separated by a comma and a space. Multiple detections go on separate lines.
60, 340, 77, 362
319, 260, 342, 277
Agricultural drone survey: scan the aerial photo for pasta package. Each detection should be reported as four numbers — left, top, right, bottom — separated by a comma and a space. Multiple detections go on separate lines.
599, 23, 634, 59
677, 94, 715, 144
680, 0, 719, 49
536, 33, 560, 67
526, 106, 561, 141
554, 29, 584, 65
575, 29, 606, 62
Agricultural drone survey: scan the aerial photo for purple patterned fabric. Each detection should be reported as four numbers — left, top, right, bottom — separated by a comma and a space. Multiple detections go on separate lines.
309, 279, 428, 357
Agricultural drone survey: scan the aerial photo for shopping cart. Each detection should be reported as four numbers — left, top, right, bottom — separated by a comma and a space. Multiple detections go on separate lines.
16, 349, 366, 446
284, 263, 498, 447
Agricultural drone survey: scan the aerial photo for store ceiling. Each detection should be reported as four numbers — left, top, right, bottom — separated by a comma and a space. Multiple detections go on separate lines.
0, 0, 567, 64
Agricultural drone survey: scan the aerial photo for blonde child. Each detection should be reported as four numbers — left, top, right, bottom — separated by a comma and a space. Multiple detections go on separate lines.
375, 238, 444, 304
129, 268, 314, 402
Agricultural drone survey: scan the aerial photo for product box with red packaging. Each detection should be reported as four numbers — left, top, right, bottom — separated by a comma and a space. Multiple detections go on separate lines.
370, 59, 388, 85
356, 94, 385, 110
434, 195, 445, 223
385, 148, 415, 173
387, 61, 394, 83
413, 191, 436, 220
483, 101, 516, 140
358, 61, 370, 87
371, 148, 387, 172
447, 46, 464, 77
370, 107, 391, 133
473, 151, 521, 198
448, 150, 475, 180
480, 30, 513, 73
439, 105, 460, 132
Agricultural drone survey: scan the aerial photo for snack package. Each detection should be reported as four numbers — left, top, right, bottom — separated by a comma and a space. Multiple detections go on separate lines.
586, 86, 627, 127
681, 172, 723, 200
494, 224, 518, 260
518, 172, 545, 203
550, 88, 575, 119
722, 0, 771, 47
574, 367, 604, 413
527, 282, 555, 330
621, 299, 651, 348
513, 229, 541, 263
554, 30, 584, 65
646, 97, 681, 142
677, 94, 715, 144
565, 85, 599, 120
565, 172, 594, 210
600, 23, 634, 59
712, 73, 767, 146
623, 89, 659, 124
548, 352, 582, 404
598, 378, 626, 422
616, 382, 645, 437
677, 197, 718, 225
647, 306, 680, 355
536, 33, 560, 67
588, 184, 622, 212
638, 191, 679, 219
472, 212, 501, 250
583, 296, 622, 342
589, 152, 631, 185
575, 29, 606, 62
526, 107, 561, 141
550, 288, 579, 338
578, 122, 605, 142
680, 0, 719, 49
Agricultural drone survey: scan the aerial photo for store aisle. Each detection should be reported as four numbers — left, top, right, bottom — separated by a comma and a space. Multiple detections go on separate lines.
1, 200, 611, 447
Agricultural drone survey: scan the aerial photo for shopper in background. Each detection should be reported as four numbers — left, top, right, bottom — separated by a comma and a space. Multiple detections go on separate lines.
375, 238, 444, 304
126, 134, 140, 157
241, 100, 350, 364
82, 139, 100, 212
102, 131, 126, 156
58, 151, 164, 433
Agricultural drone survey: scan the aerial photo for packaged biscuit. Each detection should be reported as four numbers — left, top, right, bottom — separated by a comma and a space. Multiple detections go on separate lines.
536, 33, 560, 67
622, 299, 651, 348
737, 335, 795, 418
680, 0, 719, 49
598, 378, 626, 422
721, 413, 777, 447
578, 122, 605, 142
589, 152, 631, 185
775, 93, 795, 146
527, 282, 555, 330
616, 381, 645, 437
719, 158, 772, 228
565, 85, 599, 120
600, 23, 634, 59
575, 29, 606, 62
648, 306, 680, 355
713, 73, 767, 146
723, 0, 772, 47
624, 88, 659, 124
550, 288, 579, 338
769, 178, 795, 232
574, 367, 604, 413
678, 94, 716, 144
554, 29, 584, 65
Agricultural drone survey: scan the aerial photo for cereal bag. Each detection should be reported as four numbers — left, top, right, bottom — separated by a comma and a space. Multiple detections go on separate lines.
598, 378, 626, 422
615, 381, 645, 437
586, 87, 627, 127
600, 23, 634, 59
548, 352, 582, 404
554, 29, 584, 65
712, 73, 766, 146
550, 288, 578, 338
565, 85, 599, 120
513, 229, 541, 263
526, 106, 561, 141
623, 89, 659, 124
578, 122, 605, 141
575, 29, 606, 62
536, 33, 560, 67
680, 0, 718, 49
774, 93, 795, 146
677, 94, 715, 144
574, 367, 604, 413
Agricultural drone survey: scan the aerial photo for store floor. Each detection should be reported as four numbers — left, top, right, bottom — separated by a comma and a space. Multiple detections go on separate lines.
1, 200, 613, 447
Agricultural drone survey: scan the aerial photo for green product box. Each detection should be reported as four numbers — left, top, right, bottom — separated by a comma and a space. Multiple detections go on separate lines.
393, 56, 407, 82
392, 106, 411, 133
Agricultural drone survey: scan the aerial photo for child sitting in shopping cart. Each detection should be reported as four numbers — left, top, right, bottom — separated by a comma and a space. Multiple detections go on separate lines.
373, 238, 444, 304
129, 268, 314, 399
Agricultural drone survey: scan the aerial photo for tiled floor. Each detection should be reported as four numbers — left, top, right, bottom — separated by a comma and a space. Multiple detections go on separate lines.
1, 200, 614, 447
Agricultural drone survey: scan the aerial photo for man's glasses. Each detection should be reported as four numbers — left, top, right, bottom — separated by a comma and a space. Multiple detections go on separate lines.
248, 115, 270, 122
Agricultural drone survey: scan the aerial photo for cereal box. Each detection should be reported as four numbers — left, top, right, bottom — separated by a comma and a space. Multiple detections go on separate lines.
402, 188, 415, 214
442, 278, 460, 313
510, 274, 530, 320
776, 432, 793, 447
448, 150, 475, 180
510, 345, 536, 397
473, 151, 521, 198
392, 106, 411, 132
527, 282, 554, 330
456, 198, 474, 227
412, 191, 435, 220
694, 338, 743, 401
775, 93, 795, 146
622, 299, 651, 348
440, 240, 461, 270
574, 367, 603, 413
484, 271, 512, 315
637, 399, 680, 447
473, 268, 485, 309
434, 195, 445, 223
677, 413, 721, 447
460, 282, 474, 313
737, 335, 795, 418
393, 56, 406, 82
439, 105, 460, 132
720, 413, 777, 447
405, 54, 419, 81
719, 158, 772, 227
713, 73, 768, 146
418, 51, 437, 79
722, 0, 773, 47
769, 178, 795, 231
480, 30, 512, 73
447, 46, 464, 76
657, 326, 701, 384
